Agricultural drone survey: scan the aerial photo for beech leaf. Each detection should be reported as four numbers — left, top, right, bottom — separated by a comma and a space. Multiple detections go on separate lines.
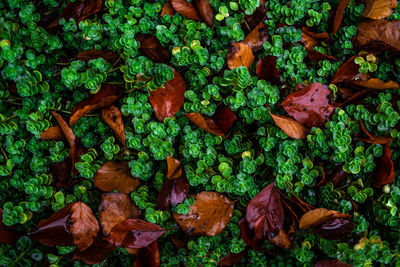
40, 125, 65, 141
281, 83, 336, 127
136, 34, 170, 63
268, 109, 308, 139
105, 219, 166, 249
161, 1, 176, 17
94, 161, 140, 194
98, 193, 141, 236
332, 0, 350, 35
362, 0, 397, 19
171, 0, 201, 21
173, 191, 235, 236
69, 84, 123, 125
331, 55, 362, 84
311, 218, 353, 240
256, 56, 281, 86
74, 49, 120, 65
133, 241, 160, 267
72, 234, 116, 264
227, 43, 255, 70
299, 208, 351, 230
149, 68, 186, 122
100, 105, 126, 147
194, 0, 213, 27
349, 78, 398, 90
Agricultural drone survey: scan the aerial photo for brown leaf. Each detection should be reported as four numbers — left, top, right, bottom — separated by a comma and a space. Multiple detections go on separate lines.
98, 193, 141, 236
256, 56, 282, 85
331, 55, 363, 84
74, 49, 120, 65
133, 241, 160, 267
227, 43, 255, 70
149, 68, 186, 121
243, 21, 269, 52
0, 208, 19, 244
41, 125, 65, 141
161, 1, 176, 17
362, 0, 397, 19
238, 218, 262, 251
315, 259, 352, 267
301, 31, 319, 50
50, 158, 75, 187
69, 201, 100, 251
173, 191, 234, 236
171, 0, 201, 21
374, 142, 395, 188
94, 161, 140, 194
171, 237, 187, 250
217, 251, 246, 266
299, 208, 351, 230
306, 48, 340, 63
268, 109, 308, 139
100, 105, 126, 147
268, 228, 292, 249
167, 155, 183, 179
105, 219, 166, 249
349, 78, 398, 90
302, 27, 330, 40
246, 183, 284, 240
194, 0, 213, 27
312, 218, 353, 240
47, 0, 102, 30
157, 176, 189, 210
136, 34, 170, 63
72, 233, 116, 264
328, 165, 349, 187
281, 83, 337, 127
332, 0, 350, 35
185, 113, 224, 136
244, 0, 267, 31
359, 120, 394, 145
70, 84, 123, 125
355, 20, 400, 53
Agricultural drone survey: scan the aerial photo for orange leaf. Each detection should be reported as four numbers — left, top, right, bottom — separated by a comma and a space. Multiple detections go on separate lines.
227, 43, 255, 70
94, 162, 140, 194
359, 120, 393, 145
194, 0, 214, 27
299, 208, 351, 230
243, 20, 269, 51
166, 155, 183, 179
100, 105, 126, 147
185, 113, 224, 136
362, 0, 397, 19
268, 109, 308, 139
161, 1, 176, 17
173, 191, 234, 236
301, 31, 319, 50
136, 34, 170, 63
349, 78, 398, 90
40, 125, 65, 141
332, 0, 350, 35
171, 0, 201, 21
268, 228, 292, 249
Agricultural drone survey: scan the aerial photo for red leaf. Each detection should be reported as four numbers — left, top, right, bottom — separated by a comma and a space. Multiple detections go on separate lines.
70, 84, 123, 125
171, 0, 201, 21
331, 55, 364, 84
50, 158, 76, 187
0, 209, 19, 244
47, 0, 102, 30
315, 259, 352, 267
157, 176, 189, 210
74, 49, 120, 65
134, 241, 161, 267
332, 0, 350, 35
217, 250, 245, 266
161, 1, 176, 17
149, 68, 186, 121
105, 219, 166, 249
194, 0, 214, 27
246, 183, 284, 240
306, 49, 339, 64
72, 233, 116, 264
374, 142, 395, 188
312, 218, 353, 240
327, 166, 349, 187
227, 43, 255, 70
100, 105, 126, 147
212, 105, 238, 134
136, 34, 170, 63
281, 83, 337, 127
256, 56, 281, 85
238, 218, 262, 251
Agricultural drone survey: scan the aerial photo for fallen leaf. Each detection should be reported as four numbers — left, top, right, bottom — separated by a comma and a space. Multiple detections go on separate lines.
315, 259, 352, 267
106, 219, 166, 249
268, 109, 308, 139
256, 56, 282, 85
50, 158, 75, 187
331, 55, 363, 84
281, 83, 337, 127
167, 155, 183, 179
362, 0, 397, 19
157, 176, 189, 210
299, 208, 351, 230
306, 48, 340, 64
312, 218, 353, 240
268, 228, 292, 249
47, 0, 102, 30
302, 28, 330, 40
185, 113, 224, 136
94, 161, 140, 194
332, 0, 350, 35
246, 183, 284, 240
69, 201, 100, 251
100, 105, 126, 147
349, 78, 398, 90
173, 191, 234, 236
238, 218, 262, 251
243, 20, 269, 51
0, 208, 19, 244
355, 20, 400, 53
161, 1, 176, 17
301, 31, 319, 50
244, 0, 266, 31
72, 233, 116, 264
98, 193, 141, 236
328, 165, 349, 187
212, 105, 238, 134
374, 142, 395, 188
227, 43, 255, 70
171, 237, 187, 250
40, 125, 65, 141
171, 0, 201, 21
133, 241, 160, 267
359, 120, 394, 144
217, 250, 246, 266
136, 34, 170, 63
194, 0, 213, 27
149, 68, 186, 122
70, 84, 123, 125
74, 49, 120, 65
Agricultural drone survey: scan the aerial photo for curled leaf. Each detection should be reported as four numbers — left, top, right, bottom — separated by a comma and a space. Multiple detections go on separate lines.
194, 0, 213, 27
362, 0, 397, 19
299, 208, 351, 230
332, 0, 350, 34
167, 155, 183, 179
171, 0, 201, 21
268, 228, 292, 249
256, 56, 281, 86
359, 120, 394, 145
374, 142, 395, 188
94, 161, 140, 194
0, 208, 19, 244
268, 109, 308, 139
312, 218, 353, 240
149, 68, 186, 122
227, 43, 255, 70
105, 219, 166, 249
136, 34, 170, 63
98, 193, 141, 236
70, 84, 123, 125
133, 241, 160, 267
72, 234, 115, 264
173, 191, 234, 236
100, 105, 126, 147
40, 125, 65, 141
161, 1, 176, 17
74, 49, 120, 65
238, 218, 262, 251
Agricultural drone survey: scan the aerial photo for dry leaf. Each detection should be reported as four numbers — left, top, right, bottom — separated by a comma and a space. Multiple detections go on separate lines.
299, 208, 351, 230
306, 48, 340, 63
332, 0, 350, 34
166, 155, 183, 179
100, 105, 126, 147
244, 0, 266, 31
40, 125, 65, 141
315, 259, 352, 267
217, 251, 246, 266
227, 43, 255, 70
359, 120, 394, 145
243, 20, 269, 51
171, 0, 201, 21
161, 1, 176, 17
136, 34, 170, 63
173, 191, 234, 236
349, 78, 398, 90
362, 0, 397, 19
157, 176, 189, 210
268, 109, 308, 139
194, 0, 213, 27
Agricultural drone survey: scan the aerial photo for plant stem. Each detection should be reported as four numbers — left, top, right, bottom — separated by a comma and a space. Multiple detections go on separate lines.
0, 146, 8, 161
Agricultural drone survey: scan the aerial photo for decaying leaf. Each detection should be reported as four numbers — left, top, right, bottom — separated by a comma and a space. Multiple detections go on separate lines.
311, 218, 353, 240
362, 0, 397, 20
70, 84, 123, 125
161, 1, 176, 17
173, 191, 235, 236
256, 56, 281, 86
350, 78, 398, 90
133, 241, 160, 267
332, 0, 350, 34
0, 208, 19, 244
299, 208, 351, 230
194, 0, 213, 27
94, 161, 140, 194
98, 193, 141, 236
268, 228, 292, 249
281, 83, 337, 127
40, 125, 65, 141
167, 155, 183, 179
136, 34, 170, 63
105, 219, 166, 249
268, 108, 308, 139
100, 105, 126, 147
243, 20, 269, 52
331, 55, 363, 84
227, 43, 255, 70
72, 234, 116, 265
171, 0, 201, 21
149, 68, 186, 122
74, 49, 120, 65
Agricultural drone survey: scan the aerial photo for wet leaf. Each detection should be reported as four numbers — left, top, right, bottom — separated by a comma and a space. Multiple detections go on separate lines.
212, 105, 238, 134
238, 218, 262, 251
40, 125, 65, 141
149, 68, 186, 122
268, 109, 308, 139
173, 191, 235, 236
94, 161, 140, 194
105, 219, 166, 249
98, 193, 141, 236
70, 84, 123, 125
74, 49, 120, 65
362, 0, 397, 19
374, 142, 395, 188
227, 43, 255, 70
246, 183, 284, 240
167, 155, 183, 179
100, 105, 126, 147
331, 55, 362, 84
315, 259, 352, 267
243, 21, 269, 52
134, 241, 160, 267
332, 0, 350, 34
312, 218, 353, 240
299, 208, 351, 230
157, 176, 189, 210
136, 34, 170, 63
72, 234, 116, 264
171, 0, 201, 21
0, 208, 19, 244
47, 0, 102, 30
161, 1, 176, 17
217, 250, 246, 266
256, 56, 282, 86
355, 20, 400, 53
69, 201, 100, 251
281, 83, 337, 127
268, 228, 292, 249
194, 0, 213, 27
